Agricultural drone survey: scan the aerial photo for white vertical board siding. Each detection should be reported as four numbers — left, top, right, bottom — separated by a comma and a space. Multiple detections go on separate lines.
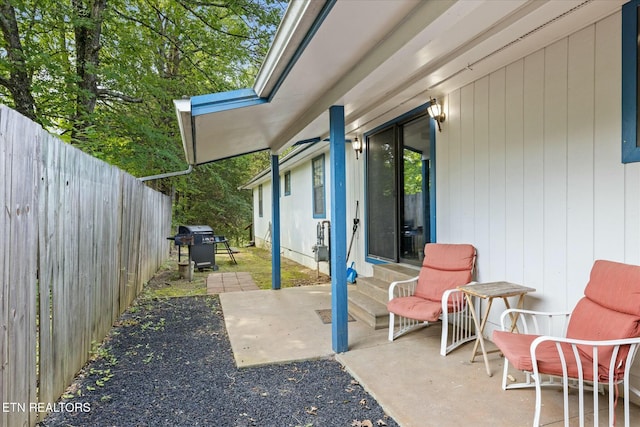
522, 50, 545, 308
488, 68, 507, 283
566, 25, 596, 305
253, 181, 273, 246
438, 12, 640, 335
252, 147, 334, 275
438, 89, 458, 241
543, 38, 569, 312
459, 84, 475, 244
594, 14, 625, 262
346, 147, 367, 274
280, 158, 320, 269
505, 60, 525, 286
473, 77, 490, 280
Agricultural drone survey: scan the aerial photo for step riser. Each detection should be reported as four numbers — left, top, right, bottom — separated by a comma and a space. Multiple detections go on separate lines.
372, 264, 419, 283
348, 301, 389, 329
348, 263, 421, 330
356, 278, 389, 304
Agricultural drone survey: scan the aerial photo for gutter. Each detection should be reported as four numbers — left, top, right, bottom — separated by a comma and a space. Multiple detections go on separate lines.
239, 140, 328, 190
139, 164, 193, 182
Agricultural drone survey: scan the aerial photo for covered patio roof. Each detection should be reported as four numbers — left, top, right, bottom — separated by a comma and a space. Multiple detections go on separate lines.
174, 0, 624, 165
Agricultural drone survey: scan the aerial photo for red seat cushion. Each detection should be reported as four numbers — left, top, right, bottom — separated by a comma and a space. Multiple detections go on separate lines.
387, 296, 441, 322
492, 331, 604, 381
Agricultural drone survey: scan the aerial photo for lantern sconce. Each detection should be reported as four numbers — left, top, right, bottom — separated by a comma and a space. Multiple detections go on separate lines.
427, 97, 445, 132
352, 136, 363, 160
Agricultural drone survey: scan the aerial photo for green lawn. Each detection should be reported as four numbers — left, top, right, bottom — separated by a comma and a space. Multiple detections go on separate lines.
143, 245, 330, 298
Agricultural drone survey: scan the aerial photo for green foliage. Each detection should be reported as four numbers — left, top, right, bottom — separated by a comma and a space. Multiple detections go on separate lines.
403, 150, 423, 195
0, 0, 287, 242
172, 158, 257, 241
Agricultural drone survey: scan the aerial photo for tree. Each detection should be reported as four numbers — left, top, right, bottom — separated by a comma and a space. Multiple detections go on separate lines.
0, 0, 285, 241
0, 0, 37, 121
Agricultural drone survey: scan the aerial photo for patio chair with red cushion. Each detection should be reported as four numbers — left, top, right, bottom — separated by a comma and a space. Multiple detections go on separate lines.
387, 243, 477, 356
492, 260, 640, 427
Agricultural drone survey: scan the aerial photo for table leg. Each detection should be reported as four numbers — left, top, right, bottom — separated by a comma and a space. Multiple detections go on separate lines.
466, 294, 493, 376
503, 294, 526, 333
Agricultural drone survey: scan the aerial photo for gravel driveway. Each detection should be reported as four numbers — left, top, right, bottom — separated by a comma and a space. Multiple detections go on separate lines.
39, 296, 398, 427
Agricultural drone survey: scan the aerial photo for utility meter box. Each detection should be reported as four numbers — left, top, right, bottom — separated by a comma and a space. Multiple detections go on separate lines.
314, 245, 329, 262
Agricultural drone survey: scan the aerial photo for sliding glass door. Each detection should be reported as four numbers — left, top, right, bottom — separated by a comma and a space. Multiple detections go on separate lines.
366, 127, 397, 261
366, 113, 431, 265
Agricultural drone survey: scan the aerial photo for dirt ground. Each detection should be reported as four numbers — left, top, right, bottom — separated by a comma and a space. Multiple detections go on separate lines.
144, 244, 331, 298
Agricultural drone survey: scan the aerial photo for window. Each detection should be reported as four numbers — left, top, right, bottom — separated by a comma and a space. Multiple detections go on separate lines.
311, 155, 325, 217
258, 184, 263, 217
622, 0, 640, 162
284, 171, 291, 196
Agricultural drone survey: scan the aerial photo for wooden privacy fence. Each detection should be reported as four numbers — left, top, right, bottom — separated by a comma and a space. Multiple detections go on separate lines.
0, 105, 172, 427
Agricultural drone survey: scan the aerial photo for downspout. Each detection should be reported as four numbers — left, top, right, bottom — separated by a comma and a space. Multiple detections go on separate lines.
138, 164, 193, 182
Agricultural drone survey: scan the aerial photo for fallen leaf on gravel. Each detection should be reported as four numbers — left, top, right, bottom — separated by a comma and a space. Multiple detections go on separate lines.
359, 398, 367, 406
305, 406, 318, 415
376, 419, 388, 426
351, 420, 373, 427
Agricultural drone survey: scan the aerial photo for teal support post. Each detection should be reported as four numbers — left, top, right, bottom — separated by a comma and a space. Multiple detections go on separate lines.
329, 105, 348, 352
271, 154, 281, 290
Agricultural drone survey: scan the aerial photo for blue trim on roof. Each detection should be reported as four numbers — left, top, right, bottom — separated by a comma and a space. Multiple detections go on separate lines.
266, 0, 337, 102
189, 0, 337, 118
294, 137, 322, 145
191, 89, 267, 116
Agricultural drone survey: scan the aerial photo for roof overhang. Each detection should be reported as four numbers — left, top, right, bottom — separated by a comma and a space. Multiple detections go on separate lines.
175, 0, 625, 165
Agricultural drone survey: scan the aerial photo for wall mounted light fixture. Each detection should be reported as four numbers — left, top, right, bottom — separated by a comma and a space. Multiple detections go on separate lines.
352, 136, 363, 160
427, 97, 446, 132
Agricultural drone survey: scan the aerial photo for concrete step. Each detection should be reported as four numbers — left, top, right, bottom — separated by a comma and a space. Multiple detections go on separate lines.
354, 276, 391, 305
348, 288, 389, 330
347, 263, 421, 331
372, 263, 420, 283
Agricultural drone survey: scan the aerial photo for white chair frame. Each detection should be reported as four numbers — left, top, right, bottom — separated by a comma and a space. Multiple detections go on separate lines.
388, 278, 478, 356
499, 308, 640, 427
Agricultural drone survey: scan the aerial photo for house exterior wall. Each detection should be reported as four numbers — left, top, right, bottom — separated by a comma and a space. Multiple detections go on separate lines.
249, 12, 640, 377
436, 12, 640, 338
252, 146, 345, 276
252, 181, 272, 248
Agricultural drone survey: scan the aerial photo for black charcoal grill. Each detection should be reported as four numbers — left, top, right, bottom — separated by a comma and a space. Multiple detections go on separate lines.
168, 225, 218, 270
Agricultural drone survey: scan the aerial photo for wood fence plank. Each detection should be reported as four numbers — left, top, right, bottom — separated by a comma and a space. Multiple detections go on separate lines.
1, 106, 39, 427
1, 105, 171, 426
0, 106, 9, 427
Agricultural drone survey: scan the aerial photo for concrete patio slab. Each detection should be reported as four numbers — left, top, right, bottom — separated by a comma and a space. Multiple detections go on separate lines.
219, 284, 640, 427
220, 284, 390, 367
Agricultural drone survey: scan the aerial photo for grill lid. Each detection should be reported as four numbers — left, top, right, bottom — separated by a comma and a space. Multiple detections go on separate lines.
178, 225, 213, 235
